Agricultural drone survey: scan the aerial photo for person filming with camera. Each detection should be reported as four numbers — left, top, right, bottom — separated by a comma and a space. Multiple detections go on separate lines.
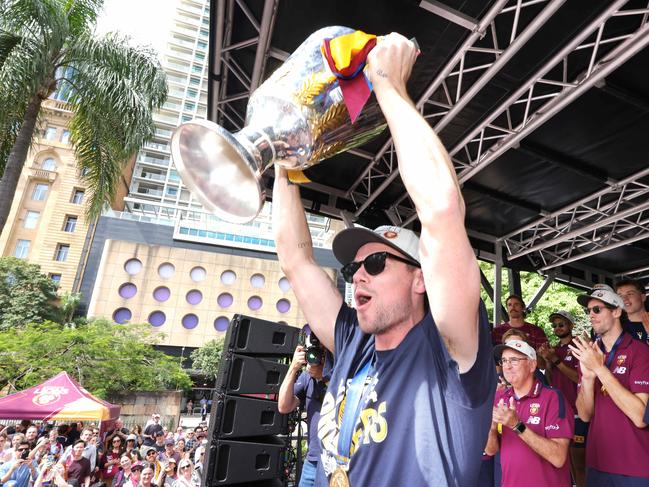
278, 332, 329, 487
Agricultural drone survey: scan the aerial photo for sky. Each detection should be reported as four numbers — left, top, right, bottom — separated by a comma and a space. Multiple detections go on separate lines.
95, 0, 177, 60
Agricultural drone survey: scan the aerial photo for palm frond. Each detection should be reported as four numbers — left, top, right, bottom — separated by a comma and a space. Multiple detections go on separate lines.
63, 0, 104, 36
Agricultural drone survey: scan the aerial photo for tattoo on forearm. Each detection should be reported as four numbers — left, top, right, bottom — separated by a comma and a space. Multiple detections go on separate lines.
297, 241, 310, 249
375, 69, 388, 78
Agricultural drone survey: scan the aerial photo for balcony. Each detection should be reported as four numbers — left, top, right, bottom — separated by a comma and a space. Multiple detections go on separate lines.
155, 128, 173, 139
143, 142, 170, 152
133, 188, 163, 198
135, 172, 166, 182
152, 113, 179, 125
137, 155, 170, 167
29, 166, 57, 182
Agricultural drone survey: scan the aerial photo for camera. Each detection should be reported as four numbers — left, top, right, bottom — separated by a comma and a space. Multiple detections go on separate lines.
305, 334, 323, 366
21, 448, 30, 460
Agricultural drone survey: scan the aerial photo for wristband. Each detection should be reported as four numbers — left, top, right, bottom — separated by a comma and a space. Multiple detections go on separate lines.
512, 421, 526, 434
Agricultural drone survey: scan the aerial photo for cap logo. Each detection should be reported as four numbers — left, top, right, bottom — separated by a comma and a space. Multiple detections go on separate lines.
383, 231, 398, 239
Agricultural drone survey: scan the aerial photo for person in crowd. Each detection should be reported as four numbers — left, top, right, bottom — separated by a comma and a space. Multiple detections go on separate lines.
140, 463, 157, 487
100, 435, 124, 486
278, 340, 328, 487
173, 459, 198, 487
113, 455, 136, 487
129, 425, 142, 446
192, 446, 204, 479
174, 439, 186, 459
272, 33, 496, 486
0, 432, 10, 464
0, 441, 38, 487
142, 447, 162, 484
25, 425, 39, 449
34, 460, 70, 487
64, 440, 91, 487
60, 429, 97, 472
182, 431, 196, 453
492, 295, 549, 350
47, 428, 65, 461
158, 459, 177, 487
142, 415, 163, 447
6, 433, 26, 462
173, 427, 184, 442
122, 461, 143, 487
105, 420, 129, 449
486, 340, 573, 486
571, 284, 649, 484
537, 310, 587, 487
615, 278, 649, 344
199, 398, 207, 422
158, 439, 180, 464
152, 431, 166, 454
65, 424, 80, 447
185, 400, 193, 416
124, 434, 141, 461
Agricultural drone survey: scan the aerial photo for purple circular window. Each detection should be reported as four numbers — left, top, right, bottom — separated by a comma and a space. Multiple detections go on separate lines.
186, 289, 203, 305
250, 273, 265, 288
182, 313, 199, 329
148, 311, 166, 327
247, 296, 263, 311
214, 316, 230, 332
124, 258, 142, 276
276, 299, 291, 313
153, 286, 171, 302
217, 293, 233, 308
118, 283, 137, 299
278, 277, 291, 292
113, 308, 132, 324
220, 270, 236, 285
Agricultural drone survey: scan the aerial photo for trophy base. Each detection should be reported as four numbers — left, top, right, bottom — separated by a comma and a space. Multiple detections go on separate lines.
171, 120, 264, 223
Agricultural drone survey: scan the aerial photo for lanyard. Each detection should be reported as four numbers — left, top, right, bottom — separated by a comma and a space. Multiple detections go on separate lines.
337, 359, 373, 462
600, 332, 625, 369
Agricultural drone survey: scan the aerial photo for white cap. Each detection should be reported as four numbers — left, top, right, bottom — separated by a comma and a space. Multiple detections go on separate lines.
494, 339, 537, 360
577, 283, 625, 310
548, 310, 576, 325
332, 225, 420, 265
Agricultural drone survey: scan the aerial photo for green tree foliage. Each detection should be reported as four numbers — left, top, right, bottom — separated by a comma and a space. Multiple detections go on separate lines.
190, 337, 225, 379
479, 260, 589, 344
0, 256, 60, 329
0, 0, 167, 234
0, 318, 192, 397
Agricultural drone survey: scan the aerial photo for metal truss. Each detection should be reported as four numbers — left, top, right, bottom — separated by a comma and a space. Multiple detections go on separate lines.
503, 166, 649, 271
348, 0, 564, 217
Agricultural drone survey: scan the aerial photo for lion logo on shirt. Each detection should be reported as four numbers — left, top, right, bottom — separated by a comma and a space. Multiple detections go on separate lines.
529, 403, 540, 415
616, 355, 627, 366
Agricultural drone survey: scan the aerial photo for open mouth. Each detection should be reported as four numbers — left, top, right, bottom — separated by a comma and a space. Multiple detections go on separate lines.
355, 290, 372, 308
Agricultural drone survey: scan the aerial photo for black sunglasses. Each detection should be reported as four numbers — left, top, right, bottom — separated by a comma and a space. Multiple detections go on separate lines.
341, 251, 420, 284
584, 305, 614, 315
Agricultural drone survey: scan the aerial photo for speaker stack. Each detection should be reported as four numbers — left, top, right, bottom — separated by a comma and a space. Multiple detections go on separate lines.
203, 314, 301, 486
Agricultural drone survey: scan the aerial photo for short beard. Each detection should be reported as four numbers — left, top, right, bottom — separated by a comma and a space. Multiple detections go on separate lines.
358, 299, 411, 336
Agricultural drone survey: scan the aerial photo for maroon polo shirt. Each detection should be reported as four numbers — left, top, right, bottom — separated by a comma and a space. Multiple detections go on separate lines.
579, 333, 649, 477
492, 322, 549, 349
495, 379, 573, 487
551, 341, 579, 412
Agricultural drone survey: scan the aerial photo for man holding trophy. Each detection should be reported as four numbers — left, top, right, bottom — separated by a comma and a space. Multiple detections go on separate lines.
272, 33, 496, 487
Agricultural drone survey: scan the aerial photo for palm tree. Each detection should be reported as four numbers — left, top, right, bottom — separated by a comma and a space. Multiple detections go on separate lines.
0, 0, 167, 234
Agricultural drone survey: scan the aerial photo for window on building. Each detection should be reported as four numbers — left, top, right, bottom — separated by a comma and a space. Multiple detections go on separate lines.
181, 115, 192, 122
32, 183, 49, 201
195, 53, 205, 61
184, 101, 195, 111
200, 29, 208, 38
189, 77, 200, 86
14, 240, 30, 259
187, 88, 198, 98
71, 189, 84, 204
63, 215, 77, 232
191, 65, 202, 73
54, 244, 70, 262
169, 170, 180, 182
166, 186, 178, 196
44, 127, 57, 140
197, 40, 207, 50
23, 211, 40, 229
41, 158, 56, 171
49, 274, 62, 285
60, 130, 71, 144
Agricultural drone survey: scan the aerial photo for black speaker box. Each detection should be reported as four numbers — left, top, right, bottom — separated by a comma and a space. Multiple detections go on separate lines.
215, 353, 289, 395
203, 437, 287, 486
223, 314, 300, 356
212, 393, 288, 439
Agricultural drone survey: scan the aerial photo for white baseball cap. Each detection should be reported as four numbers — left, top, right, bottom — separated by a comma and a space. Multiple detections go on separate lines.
494, 339, 537, 360
577, 283, 625, 310
332, 225, 420, 265
548, 310, 576, 325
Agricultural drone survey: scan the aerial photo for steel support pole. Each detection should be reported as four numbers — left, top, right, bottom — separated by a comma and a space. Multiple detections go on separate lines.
494, 241, 504, 326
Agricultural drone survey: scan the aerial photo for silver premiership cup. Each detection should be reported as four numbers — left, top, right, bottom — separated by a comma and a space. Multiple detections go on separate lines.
170, 26, 387, 223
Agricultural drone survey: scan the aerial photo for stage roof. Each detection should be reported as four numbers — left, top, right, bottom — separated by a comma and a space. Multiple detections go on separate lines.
206, 0, 649, 289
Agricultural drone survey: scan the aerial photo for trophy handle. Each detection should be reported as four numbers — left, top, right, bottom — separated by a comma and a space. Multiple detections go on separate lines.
171, 119, 265, 223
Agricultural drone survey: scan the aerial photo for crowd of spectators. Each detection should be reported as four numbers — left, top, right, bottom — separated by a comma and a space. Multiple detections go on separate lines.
0, 415, 208, 487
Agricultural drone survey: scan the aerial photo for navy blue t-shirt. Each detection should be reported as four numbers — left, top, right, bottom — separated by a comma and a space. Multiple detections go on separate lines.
315, 301, 496, 486
294, 371, 327, 462
623, 320, 649, 345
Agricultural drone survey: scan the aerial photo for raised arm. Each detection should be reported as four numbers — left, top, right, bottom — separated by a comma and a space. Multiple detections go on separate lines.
277, 347, 306, 414
367, 34, 480, 372
272, 166, 342, 353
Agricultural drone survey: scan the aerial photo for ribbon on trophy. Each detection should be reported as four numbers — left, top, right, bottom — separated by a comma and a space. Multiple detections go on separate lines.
322, 30, 377, 124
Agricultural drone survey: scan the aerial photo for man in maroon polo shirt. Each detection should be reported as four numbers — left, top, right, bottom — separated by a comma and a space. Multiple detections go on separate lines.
492, 295, 549, 350
571, 284, 649, 485
538, 310, 586, 486
486, 339, 573, 487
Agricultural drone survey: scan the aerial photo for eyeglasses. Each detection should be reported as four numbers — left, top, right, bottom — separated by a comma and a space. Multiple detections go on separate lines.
584, 305, 614, 315
180, 465, 191, 470
17, 448, 29, 452
341, 251, 420, 284
146, 452, 156, 456
499, 357, 529, 366
551, 322, 566, 328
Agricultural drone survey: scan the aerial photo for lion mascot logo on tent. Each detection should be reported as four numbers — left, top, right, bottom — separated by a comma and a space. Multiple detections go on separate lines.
32, 386, 68, 406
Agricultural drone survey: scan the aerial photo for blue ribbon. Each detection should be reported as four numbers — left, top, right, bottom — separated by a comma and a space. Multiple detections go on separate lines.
337, 359, 373, 462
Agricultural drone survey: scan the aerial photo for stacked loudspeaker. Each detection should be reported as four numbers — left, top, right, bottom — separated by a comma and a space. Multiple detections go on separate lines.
203, 314, 300, 486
